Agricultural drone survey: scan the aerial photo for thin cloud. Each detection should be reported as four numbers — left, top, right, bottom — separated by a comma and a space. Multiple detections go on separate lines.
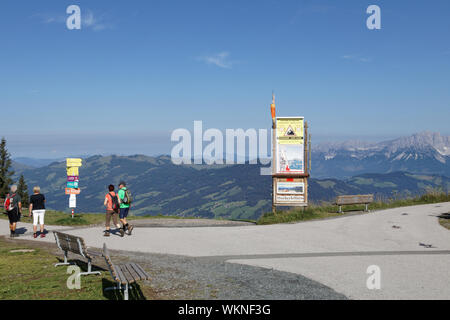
34, 9, 112, 31
341, 54, 372, 63
197, 52, 235, 69
82, 10, 112, 31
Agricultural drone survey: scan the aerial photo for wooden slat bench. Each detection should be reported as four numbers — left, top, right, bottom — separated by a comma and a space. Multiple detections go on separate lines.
335, 194, 374, 213
102, 243, 150, 300
53, 231, 102, 277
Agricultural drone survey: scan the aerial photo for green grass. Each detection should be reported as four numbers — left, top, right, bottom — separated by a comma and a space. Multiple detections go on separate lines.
2, 192, 448, 227
257, 192, 450, 225
439, 218, 450, 230
0, 210, 112, 226
0, 237, 108, 299
0, 209, 196, 226
0, 237, 156, 300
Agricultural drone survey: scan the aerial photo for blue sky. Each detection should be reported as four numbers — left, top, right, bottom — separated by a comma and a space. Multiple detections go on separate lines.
1, 0, 449, 157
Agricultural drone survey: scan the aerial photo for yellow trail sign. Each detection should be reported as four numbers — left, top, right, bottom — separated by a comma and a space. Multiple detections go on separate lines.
67, 167, 79, 176
66, 158, 83, 167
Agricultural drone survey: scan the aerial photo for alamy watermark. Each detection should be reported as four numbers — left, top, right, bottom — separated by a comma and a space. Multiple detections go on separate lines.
66, 265, 81, 290
171, 121, 273, 175
366, 5, 381, 30
366, 265, 381, 290
66, 5, 81, 30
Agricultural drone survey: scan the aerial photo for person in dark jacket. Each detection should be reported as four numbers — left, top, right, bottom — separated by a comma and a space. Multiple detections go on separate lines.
29, 186, 46, 238
5, 185, 22, 238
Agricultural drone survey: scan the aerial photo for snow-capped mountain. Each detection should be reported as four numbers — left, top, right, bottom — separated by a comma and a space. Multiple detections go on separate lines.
312, 132, 450, 179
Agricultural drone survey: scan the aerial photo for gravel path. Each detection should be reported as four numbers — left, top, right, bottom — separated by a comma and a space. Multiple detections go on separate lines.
117, 249, 347, 300
2, 236, 347, 300
4, 203, 449, 299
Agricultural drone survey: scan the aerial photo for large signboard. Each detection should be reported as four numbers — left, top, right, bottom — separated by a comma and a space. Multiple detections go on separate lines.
273, 177, 307, 206
275, 117, 304, 174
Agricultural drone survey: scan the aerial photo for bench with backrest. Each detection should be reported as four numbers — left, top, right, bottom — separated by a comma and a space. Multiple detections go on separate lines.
53, 231, 102, 277
335, 194, 374, 213
102, 243, 150, 300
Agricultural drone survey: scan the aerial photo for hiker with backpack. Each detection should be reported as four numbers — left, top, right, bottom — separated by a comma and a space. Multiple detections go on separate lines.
29, 186, 46, 238
103, 184, 121, 237
118, 181, 133, 236
3, 185, 22, 238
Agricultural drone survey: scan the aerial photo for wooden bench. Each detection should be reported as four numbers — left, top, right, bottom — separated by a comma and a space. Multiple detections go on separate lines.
53, 231, 102, 277
335, 194, 374, 213
102, 243, 150, 300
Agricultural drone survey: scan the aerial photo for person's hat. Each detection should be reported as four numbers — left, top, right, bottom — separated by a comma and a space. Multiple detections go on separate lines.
119, 181, 126, 186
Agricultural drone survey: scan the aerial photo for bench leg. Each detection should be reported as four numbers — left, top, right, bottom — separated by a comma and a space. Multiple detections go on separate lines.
124, 283, 129, 300
104, 283, 129, 300
55, 251, 71, 267
78, 259, 101, 277
104, 283, 121, 291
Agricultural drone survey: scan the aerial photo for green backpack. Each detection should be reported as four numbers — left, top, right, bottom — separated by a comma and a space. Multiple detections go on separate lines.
123, 189, 133, 205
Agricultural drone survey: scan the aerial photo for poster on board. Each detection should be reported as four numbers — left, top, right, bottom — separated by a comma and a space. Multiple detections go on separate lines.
276, 181, 304, 194
275, 117, 304, 174
274, 177, 307, 206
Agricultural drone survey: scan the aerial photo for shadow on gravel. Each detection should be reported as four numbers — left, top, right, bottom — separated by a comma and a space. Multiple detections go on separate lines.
101, 278, 146, 300
14, 227, 28, 235
438, 213, 450, 219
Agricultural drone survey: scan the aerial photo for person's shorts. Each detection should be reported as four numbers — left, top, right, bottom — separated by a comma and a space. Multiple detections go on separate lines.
7, 207, 20, 224
119, 207, 129, 219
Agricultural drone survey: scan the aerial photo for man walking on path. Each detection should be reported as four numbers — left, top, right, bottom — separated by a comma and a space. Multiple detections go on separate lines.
4, 185, 22, 237
118, 181, 133, 236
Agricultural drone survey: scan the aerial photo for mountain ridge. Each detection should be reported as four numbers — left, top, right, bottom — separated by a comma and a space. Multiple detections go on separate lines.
12, 154, 450, 220
312, 131, 450, 178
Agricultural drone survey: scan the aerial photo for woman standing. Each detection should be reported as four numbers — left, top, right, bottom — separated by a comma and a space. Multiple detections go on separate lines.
29, 186, 46, 238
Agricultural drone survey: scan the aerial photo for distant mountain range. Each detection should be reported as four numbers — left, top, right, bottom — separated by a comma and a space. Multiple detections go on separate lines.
10, 132, 449, 219
13, 157, 74, 168
312, 132, 450, 179
13, 132, 450, 179
12, 153, 450, 220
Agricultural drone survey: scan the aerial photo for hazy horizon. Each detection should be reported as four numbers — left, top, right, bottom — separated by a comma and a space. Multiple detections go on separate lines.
6, 130, 449, 159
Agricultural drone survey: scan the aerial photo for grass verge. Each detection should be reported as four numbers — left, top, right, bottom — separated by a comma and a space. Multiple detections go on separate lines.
0, 210, 195, 226
439, 219, 450, 230
0, 237, 109, 299
257, 192, 450, 225
0, 237, 158, 300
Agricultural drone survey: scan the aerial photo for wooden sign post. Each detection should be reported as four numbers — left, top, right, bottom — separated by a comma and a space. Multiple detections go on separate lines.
66, 158, 82, 218
270, 95, 310, 214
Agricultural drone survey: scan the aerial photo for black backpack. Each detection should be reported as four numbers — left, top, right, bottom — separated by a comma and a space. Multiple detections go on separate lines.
109, 193, 120, 213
